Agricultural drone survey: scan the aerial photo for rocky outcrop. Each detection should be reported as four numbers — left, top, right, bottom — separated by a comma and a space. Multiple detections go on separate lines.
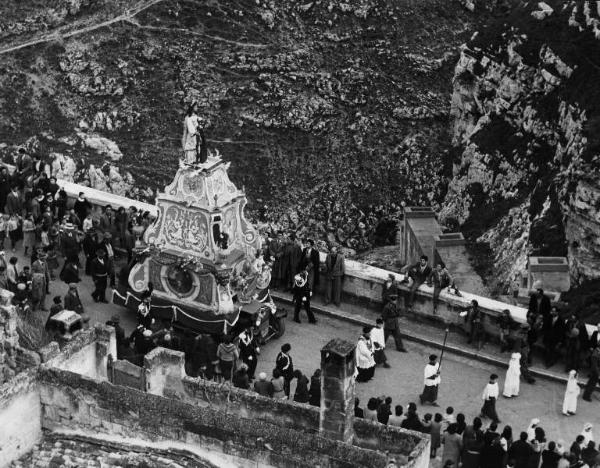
0, 0, 476, 256
443, 0, 600, 287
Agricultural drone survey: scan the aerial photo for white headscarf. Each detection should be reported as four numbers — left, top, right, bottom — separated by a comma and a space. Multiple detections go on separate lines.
509, 352, 521, 367
566, 370, 579, 393
581, 423, 594, 445
527, 418, 540, 441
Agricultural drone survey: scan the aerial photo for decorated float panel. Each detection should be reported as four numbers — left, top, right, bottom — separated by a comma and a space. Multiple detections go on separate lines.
114, 156, 265, 334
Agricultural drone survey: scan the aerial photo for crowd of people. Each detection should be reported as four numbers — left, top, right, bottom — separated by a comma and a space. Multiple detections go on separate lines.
355, 389, 599, 467
0, 150, 153, 333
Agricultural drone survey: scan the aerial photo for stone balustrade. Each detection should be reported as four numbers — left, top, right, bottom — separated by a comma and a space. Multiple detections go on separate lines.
3, 164, 594, 336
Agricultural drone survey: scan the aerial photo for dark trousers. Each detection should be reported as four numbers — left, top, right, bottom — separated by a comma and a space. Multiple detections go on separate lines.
432, 285, 442, 310
92, 276, 107, 302
407, 278, 425, 307
220, 359, 234, 381
481, 397, 499, 423
356, 366, 375, 382
374, 348, 387, 365
384, 328, 406, 351
583, 372, 598, 401
543, 342, 558, 367
420, 385, 438, 404
520, 363, 535, 384
283, 374, 293, 397
294, 298, 315, 322
325, 276, 342, 305
243, 356, 258, 380
85, 255, 93, 275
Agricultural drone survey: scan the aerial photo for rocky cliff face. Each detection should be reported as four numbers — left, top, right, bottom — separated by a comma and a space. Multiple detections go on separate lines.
442, 0, 600, 289
0, 0, 474, 253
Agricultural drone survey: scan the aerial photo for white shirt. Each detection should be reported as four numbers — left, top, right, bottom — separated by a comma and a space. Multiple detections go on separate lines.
370, 327, 385, 349
83, 218, 93, 232
482, 382, 499, 400
424, 363, 440, 386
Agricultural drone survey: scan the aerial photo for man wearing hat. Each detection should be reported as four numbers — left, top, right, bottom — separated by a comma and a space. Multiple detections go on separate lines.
64, 283, 84, 315
381, 293, 407, 352
292, 269, 316, 324
90, 249, 110, 302
528, 280, 551, 320
419, 354, 440, 406
60, 221, 81, 261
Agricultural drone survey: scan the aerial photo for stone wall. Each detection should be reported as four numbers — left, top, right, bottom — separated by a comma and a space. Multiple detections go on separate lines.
0, 370, 41, 467
43, 325, 117, 381
38, 366, 397, 468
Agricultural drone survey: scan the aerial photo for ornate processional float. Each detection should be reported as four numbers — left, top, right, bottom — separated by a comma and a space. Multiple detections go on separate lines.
113, 153, 286, 338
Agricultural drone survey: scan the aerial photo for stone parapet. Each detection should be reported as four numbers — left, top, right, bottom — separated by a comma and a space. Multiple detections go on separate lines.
37, 366, 413, 468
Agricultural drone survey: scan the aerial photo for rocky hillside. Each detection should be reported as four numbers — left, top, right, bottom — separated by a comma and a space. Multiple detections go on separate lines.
442, 0, 600, 291
0, 0, 474, 253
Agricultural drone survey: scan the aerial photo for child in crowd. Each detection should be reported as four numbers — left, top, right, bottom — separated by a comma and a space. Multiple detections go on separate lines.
443, 406, 456, 432
431, 413, 443, 458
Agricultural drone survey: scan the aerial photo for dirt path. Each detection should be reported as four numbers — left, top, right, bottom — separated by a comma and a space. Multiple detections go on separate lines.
0, 0, 165, 56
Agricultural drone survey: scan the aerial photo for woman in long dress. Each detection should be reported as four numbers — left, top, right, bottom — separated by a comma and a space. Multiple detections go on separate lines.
503, 352, 521, 398
562, 370, 580, 416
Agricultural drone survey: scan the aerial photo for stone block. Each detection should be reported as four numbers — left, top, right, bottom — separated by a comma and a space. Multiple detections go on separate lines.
39, 342, 60, 363
528, 256, 570, 292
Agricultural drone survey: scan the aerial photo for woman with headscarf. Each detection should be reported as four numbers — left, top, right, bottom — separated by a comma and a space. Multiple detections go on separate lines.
580, 423, 594, 446
529, 426, 547, 468
527, 418, 540, 442
562, 370, 580, 416
503, 352, 521, 398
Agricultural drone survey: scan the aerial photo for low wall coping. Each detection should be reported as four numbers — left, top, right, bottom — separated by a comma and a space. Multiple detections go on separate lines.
404, 207, 436, 219
434, 232, 465, 247
529, 256, 569, 272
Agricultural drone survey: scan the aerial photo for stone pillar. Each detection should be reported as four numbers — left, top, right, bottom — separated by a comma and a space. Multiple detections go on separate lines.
144, 347, 186, 396
528, 257, 570, 293
319, 338, 356, 444
401, 207, 439, 265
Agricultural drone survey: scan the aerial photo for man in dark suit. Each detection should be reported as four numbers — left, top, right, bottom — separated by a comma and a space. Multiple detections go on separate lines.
292, 270, 316, 324
382, 294, 407, 352
324, 245, 345, 306
285, 235, 303, 290
90, 249, 110, 302
527, 281, 551, 320
300, 239, 320, 289
401, 255, 432, 310
5, 186, 24, 217
542, 306, 565, 367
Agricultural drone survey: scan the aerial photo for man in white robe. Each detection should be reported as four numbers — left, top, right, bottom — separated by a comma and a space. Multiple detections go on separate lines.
480, 373, 500, 423
419, 354, 440, 406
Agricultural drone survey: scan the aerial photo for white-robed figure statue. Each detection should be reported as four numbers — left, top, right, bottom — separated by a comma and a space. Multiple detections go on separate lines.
503, 352, 521, 398
181, 101, 207, 165
562, 370, 580, 416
